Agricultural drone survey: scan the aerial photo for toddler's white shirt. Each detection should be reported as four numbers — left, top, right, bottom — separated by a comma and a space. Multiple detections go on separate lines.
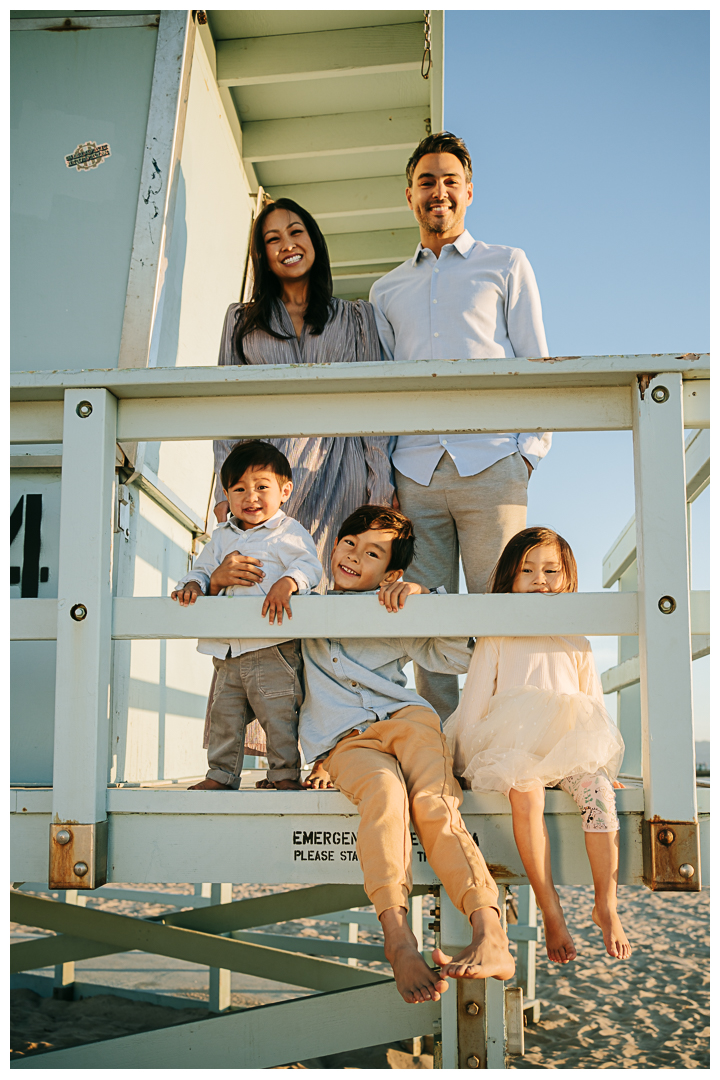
173, 509, 323, 658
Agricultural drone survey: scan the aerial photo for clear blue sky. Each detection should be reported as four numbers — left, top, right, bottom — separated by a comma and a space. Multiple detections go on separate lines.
444, 10, 710, 736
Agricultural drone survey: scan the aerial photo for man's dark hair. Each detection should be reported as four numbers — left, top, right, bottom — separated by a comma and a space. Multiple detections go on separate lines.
221, 440, 292, 492
406, 131, 473, 186
235, 198, 334, 358
337, 505, 416, 573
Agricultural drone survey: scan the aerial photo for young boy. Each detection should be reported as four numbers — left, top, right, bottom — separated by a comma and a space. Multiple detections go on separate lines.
299, 505, 515, 1003
172, 440, 323, 791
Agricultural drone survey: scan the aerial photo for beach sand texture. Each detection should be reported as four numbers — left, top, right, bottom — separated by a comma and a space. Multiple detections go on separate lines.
11, 882, 708, 1067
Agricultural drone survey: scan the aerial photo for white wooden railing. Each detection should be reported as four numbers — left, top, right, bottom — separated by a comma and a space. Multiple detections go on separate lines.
10, 353, 709, 890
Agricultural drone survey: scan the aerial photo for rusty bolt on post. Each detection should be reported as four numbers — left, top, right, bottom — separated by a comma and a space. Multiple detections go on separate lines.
467, 1055, 480, 1068
466, 1001, 480, 1016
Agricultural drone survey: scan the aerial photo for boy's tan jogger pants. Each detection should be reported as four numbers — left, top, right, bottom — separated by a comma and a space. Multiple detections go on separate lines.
324, 704, 500, 919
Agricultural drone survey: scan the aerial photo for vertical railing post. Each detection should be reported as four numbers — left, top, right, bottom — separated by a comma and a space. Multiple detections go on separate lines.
514, 885, 540, 1024
208, 882, 233, 1012
52, 890, 87, 998
438, 887, 508, 1069
632, 372, 699, 889
339, 912, 359, 967
49, 389, 118, 889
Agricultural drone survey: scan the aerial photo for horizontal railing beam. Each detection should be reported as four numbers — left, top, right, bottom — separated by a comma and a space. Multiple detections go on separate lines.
11, 592, 710, 642
10, 355, 710, 401
10, 592, 640, 641
9, 383, 708, 445
115, 386, 635, 441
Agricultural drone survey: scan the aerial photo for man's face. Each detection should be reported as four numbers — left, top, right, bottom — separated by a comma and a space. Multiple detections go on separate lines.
406, 152, 473, 236
331, 528, 403, 592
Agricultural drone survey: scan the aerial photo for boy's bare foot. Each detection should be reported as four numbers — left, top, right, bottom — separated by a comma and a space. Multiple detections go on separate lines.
302, 761, 334, 789
187, 778, 228, 790
380, 907, 449, 1003
592, 904, 632, 959
541, 904, 577, 964
433, 907, 515, 981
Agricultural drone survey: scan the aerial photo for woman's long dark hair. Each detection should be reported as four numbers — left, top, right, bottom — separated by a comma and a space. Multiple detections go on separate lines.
235, 198, 334, 356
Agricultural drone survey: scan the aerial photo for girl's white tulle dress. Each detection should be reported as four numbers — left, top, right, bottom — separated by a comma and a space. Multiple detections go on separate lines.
443, 636, 625, 794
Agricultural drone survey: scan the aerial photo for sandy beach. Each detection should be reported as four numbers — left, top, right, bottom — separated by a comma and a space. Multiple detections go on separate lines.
11, 881, 709, 1068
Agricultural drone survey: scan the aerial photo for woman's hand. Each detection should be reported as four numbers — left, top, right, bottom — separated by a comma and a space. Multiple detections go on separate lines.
378, 580, 429, 612
612, 780, 625, 789
171, 580, 204, 607
391, 491, 401, 511
303, 760, 334, 789
209, 552, 264, 594
261, 576, 298, 625
214, 500, 229, 523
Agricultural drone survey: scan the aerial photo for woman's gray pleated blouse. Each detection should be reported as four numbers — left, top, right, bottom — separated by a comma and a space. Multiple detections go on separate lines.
214, 298, 396, 590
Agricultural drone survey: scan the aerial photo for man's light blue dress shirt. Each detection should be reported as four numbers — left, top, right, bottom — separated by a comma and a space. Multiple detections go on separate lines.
369, 230, 552, 485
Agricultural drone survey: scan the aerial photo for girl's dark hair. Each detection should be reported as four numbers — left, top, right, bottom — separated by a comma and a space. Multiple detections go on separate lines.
220, 440, 292, 492
488, 527, 578, 594
337, 505, 416, 573
235, 198, 334, 356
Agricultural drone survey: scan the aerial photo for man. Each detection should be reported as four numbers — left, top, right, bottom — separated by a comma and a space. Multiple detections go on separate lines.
370, 131, 551, 720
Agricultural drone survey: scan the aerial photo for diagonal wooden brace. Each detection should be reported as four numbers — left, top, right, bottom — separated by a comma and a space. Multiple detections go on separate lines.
10, 893, 389, 992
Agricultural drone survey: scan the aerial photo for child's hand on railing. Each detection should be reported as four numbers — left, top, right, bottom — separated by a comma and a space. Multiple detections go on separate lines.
209, 551, 265, 594
378, 580, 429, 613
171, 581, 204, 607
261, 576, 298, 625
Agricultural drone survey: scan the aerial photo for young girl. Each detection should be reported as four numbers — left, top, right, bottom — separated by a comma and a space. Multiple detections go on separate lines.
444, 527, 631, 963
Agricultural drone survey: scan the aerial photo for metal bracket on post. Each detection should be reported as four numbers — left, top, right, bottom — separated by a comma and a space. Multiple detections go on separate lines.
49, 823, 108, 891
642, 820, 701, 892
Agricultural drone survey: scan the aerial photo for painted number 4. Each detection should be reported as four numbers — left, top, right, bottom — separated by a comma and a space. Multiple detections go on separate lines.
10, 494, 49, 596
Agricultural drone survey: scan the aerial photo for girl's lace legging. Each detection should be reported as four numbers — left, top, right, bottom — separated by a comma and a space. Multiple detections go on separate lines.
552, 771, 619, 832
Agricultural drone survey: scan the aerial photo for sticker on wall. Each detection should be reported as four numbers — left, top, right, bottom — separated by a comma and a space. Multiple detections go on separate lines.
65, 141, 111, 171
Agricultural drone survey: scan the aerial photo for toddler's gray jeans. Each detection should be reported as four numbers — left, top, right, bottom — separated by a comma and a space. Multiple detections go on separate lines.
207, 641, 303, 787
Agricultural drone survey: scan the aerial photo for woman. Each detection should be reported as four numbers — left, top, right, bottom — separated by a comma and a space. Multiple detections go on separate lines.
213, 197, 395, 583
208, 198, 395, 783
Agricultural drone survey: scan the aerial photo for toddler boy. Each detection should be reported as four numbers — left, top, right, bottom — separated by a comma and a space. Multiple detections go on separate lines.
172, 440, 322, 791
299, 505, 515, 1003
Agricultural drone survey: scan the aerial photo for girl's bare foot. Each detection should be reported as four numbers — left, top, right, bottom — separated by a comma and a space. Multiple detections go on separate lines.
592, 904, 632, 959
188, 778, 228, 790
541, 904, 577, 963
380, 907, 449, 1003
433, 907, 515, 981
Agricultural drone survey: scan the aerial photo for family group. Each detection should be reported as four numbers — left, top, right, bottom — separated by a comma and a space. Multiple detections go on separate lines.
171, 133, 631, 1004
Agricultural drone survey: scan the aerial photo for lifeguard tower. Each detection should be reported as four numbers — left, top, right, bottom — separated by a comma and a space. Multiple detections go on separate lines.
10, 10, 709, 1068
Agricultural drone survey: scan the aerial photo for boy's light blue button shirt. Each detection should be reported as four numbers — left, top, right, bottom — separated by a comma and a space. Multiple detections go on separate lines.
299, 590, 473, 763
